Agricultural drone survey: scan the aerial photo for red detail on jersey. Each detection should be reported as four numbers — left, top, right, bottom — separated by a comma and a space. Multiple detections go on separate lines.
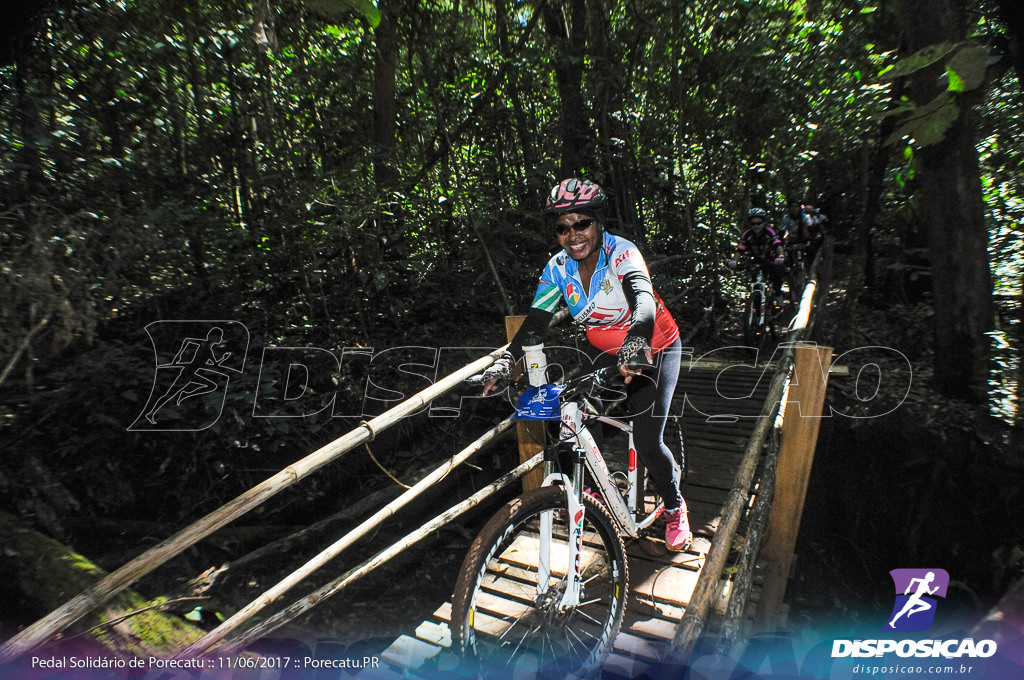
588, 309, 620, 322
586, 292, 680, 356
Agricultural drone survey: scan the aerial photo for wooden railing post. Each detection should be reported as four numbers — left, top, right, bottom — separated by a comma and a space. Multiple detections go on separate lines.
755, 343, 833, 631
505, 316, 546, 492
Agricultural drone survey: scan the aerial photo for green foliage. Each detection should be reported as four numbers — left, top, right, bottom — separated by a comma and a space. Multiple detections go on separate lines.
304, 0, 380, 27
885, 92, 960, 147
877, 41, 960, 81
881, 41, 994, 147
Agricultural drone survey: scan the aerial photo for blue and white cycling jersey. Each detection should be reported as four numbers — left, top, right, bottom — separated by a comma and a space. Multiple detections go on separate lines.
529, 232, 679, 355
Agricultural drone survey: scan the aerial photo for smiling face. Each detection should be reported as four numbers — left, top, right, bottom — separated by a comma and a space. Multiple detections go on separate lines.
555, 212, 602, 265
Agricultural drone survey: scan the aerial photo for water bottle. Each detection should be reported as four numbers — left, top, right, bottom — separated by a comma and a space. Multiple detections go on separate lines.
521, 332, 548, 386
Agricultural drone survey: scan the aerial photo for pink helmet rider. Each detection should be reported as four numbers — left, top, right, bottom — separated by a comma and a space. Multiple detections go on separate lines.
545, 178, 606, 214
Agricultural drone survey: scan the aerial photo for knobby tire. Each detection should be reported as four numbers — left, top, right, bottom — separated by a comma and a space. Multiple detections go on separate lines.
451, 486, 629, 679
744, 288, 768, 352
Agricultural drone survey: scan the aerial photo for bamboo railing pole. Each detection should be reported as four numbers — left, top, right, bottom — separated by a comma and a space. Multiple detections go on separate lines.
716, 439, 778, 654
215, 452, 546, 656
179, 414, 515, 657
788, 236, 833, 343
0, 347, 508, 663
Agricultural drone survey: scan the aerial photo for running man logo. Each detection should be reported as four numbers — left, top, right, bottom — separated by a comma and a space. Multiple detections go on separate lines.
883, 568, 949, 632
129, 321, 249, 431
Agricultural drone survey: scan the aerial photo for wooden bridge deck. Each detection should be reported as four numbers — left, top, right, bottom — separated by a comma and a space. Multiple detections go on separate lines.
367, 364, 773, 678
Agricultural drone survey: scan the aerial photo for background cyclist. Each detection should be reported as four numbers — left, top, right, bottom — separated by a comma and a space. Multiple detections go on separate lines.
728, 207, 785, 299
480, 177, 692, 552
779, 199, 812, 246
781, 198, 828, 265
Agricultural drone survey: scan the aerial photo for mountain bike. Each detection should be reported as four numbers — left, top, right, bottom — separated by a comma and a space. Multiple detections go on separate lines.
742, 262, 779, 352
451, 366, 685, 678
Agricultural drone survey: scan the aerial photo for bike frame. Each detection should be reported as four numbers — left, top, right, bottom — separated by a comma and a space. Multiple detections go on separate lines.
535, 389, 663, 611
746, 263, 772, 332
786, 244, 809, 304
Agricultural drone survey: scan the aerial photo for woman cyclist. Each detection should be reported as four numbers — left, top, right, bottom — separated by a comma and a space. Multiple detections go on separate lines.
728, 207, 785, 297
480, 177, 691, 551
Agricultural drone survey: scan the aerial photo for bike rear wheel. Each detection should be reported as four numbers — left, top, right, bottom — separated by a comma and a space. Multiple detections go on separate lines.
451, 486, 629, 678
789, 260, 807, 304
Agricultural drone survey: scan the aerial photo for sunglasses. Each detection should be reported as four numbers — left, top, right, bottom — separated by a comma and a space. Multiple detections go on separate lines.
749, 220, 765, 226
554, 218, 595, 236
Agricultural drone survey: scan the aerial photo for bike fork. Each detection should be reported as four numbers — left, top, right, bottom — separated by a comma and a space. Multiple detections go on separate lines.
537, 453, 586, 610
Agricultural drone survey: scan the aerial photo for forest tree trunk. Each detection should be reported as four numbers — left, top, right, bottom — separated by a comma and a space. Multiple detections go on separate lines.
372, 0, 398, 190
372, 0, 399, 261
995, 0, 1024, 429
901, 0, 993, 404
544, 0, 590, 177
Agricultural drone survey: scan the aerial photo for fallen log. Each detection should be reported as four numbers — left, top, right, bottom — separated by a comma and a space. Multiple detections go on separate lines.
0, 511, 205, 659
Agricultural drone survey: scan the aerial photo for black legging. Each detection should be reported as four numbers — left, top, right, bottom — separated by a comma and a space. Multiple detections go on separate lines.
589, 337, 684, 510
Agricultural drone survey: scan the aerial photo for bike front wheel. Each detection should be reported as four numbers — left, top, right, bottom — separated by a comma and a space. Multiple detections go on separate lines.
451, 486, 629, 678
744, 288, 767, 351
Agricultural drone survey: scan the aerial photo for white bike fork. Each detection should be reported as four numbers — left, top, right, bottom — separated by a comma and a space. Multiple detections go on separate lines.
537, 471, 583, 609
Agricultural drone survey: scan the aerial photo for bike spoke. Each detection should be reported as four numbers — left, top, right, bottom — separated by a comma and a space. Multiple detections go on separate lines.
574, 609, 606, 628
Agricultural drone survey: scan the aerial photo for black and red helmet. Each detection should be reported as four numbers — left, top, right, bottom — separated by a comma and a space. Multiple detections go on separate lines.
545, 178, 606, 214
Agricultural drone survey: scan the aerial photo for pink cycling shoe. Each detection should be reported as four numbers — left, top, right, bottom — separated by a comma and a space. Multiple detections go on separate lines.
664, 503, 692, 552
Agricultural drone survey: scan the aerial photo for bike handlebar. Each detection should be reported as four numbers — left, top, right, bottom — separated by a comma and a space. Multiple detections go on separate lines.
466, 365, 625, 397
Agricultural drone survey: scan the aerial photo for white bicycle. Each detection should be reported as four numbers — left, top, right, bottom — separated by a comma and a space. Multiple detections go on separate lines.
451, 365, 685, 677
